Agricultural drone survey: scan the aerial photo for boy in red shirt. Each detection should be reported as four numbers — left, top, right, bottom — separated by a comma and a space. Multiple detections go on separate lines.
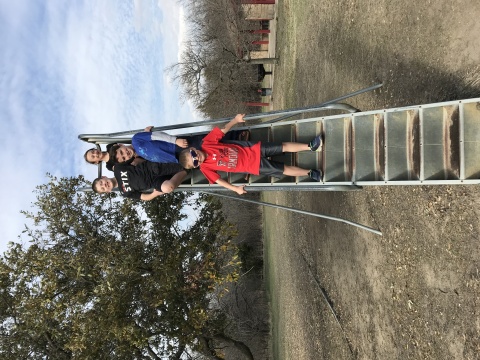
179, 114, 323, 194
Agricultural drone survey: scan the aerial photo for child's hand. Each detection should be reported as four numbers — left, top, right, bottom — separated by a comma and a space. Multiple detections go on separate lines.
151, 189, 164, 196
176, 138, 188, 148
144, 126, 154, 132
234, 185, 247, 195
234, 114, 246, 124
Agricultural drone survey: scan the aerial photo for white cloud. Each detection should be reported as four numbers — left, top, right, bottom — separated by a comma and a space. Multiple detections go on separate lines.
0, 0, 200, 253
177, 6, 187, 62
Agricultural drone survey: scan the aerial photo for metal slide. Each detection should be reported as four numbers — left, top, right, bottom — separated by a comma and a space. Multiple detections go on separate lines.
183, 98, 480, 191
79, 95, 480, 191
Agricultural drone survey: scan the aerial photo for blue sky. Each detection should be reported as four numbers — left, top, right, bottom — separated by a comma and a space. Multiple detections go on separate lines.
0, 0, 199, 253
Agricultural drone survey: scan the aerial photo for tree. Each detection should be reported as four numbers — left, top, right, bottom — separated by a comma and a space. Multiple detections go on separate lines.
168, 0, 266, 117
0, 175, 246, 359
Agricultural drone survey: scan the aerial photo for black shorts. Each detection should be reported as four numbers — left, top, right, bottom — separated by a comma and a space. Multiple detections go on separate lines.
259, 142, 284, 178
222, 140, 285, 178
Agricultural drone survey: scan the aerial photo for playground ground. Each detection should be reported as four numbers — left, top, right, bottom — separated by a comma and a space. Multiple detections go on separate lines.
264, 1, 480, 359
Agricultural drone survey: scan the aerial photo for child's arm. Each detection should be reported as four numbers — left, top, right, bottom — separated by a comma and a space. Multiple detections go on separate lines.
140, 189, 164, 201
147, 129, 188, 148
140, 170, 187, 201
215, 178, 247, 195
221, 114, 245, 134
161, 170, 188, 193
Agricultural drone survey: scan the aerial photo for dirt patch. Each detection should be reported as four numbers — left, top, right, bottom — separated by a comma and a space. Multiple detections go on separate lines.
265, 1, 480, 359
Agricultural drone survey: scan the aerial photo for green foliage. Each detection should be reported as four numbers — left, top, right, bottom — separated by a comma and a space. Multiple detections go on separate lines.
237, 243, 263, 273
0, 175, 240, 359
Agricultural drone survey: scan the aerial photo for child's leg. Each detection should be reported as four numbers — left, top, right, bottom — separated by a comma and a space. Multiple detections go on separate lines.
282, 133, 323, 152
282, 142, 310, 152
283, 165, 323, 181
259, 158, 322, 181
283, 165, 310, 177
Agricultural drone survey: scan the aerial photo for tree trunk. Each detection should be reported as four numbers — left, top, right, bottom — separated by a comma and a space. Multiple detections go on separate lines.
244, 57, 279, 65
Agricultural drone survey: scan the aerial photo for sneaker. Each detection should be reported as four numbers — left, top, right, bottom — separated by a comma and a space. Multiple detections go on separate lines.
308, 169, 323, 182
309, 135, 323, 151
